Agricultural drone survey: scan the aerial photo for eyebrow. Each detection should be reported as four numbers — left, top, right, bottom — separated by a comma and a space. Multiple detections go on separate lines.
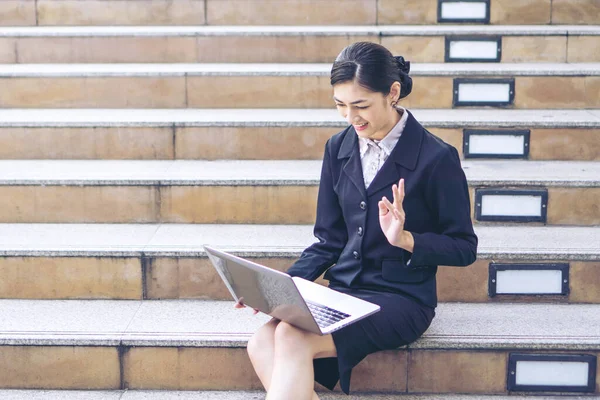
333, 97, 368, 105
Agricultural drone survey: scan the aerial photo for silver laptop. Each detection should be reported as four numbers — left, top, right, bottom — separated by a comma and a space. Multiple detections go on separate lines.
204, 245, 380, 335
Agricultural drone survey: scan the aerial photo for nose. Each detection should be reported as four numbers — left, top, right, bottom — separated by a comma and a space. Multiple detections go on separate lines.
346, 107, 358, 125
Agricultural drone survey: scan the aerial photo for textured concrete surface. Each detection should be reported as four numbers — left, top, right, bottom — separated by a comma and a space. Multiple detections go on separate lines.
411, 63, 600, 76
0, 159, 319, 185
0, 159, 598, 187
0, 224, 598, 260
0, 346, 121, 389
35, 0, 206, 27
120, 300, 270, 346
0, 160, 175, 185
0, 299, 141, 345
205, 0, 377, 26
0, 256, 143, 299
144, 224, 312, 255
0, 223, 157, 256
0, 391, 121, 400
0, 63, 598, 77
0, 108, 597, 129
0, 2, 36, 27
417, 303, 600, 350
126, 394, 598, 400
462, 160, 600, 187
0, 300, 598, 349
152, 225, 600, 261
0, 391, 595, 399
1, 25, 599, 37
0, 108, 349, 127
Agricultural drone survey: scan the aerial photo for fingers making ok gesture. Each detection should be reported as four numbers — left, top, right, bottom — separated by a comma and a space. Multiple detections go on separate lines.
378, 178, 407, 248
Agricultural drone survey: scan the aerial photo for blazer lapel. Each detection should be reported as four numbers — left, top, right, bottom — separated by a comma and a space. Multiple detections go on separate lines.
366, 111, 424, 197
337, 126, 367, 199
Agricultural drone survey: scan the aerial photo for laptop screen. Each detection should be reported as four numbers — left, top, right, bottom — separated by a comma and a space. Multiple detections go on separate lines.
205, 247, 306, 315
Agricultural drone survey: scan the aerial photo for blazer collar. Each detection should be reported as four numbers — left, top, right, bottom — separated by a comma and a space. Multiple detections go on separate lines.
337, 127, 366, 198
337, 125, 358, 159
337, 110, 424, 197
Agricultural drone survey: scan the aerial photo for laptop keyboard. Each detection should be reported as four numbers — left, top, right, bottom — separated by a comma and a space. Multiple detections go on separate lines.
306, 301, 350, 329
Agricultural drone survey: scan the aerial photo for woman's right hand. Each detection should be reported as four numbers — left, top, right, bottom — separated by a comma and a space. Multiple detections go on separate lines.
234, 298, 260, 315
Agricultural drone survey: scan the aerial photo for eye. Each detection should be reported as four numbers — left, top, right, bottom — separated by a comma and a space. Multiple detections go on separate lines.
335, 103, 346, 108
356, 106, 369, 110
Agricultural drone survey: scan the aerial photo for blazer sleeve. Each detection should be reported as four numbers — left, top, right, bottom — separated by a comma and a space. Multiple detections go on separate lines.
408, 146, 478, 268
286, 139, 348, 281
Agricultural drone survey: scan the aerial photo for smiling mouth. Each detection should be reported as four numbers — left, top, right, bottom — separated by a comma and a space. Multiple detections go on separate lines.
355, 122, 368, 127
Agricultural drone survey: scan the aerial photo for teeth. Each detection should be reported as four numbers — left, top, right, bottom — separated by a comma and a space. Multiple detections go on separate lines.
357, 123, 367, 127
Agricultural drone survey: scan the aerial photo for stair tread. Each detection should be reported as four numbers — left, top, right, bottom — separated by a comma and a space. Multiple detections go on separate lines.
0, 159, 598, 187
0, 299, 598, 349
0, 63, 598, 77
0, 108, 597, 128
0, 390, 595, 400
0, 223, 598, 260
0, 390, 594, 399
1, 25, 598, 37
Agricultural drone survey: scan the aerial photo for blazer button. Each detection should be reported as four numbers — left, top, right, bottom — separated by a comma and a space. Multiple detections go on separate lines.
357, 227, 363, 236
353, 251, 360, 259
359, 201, 367, 210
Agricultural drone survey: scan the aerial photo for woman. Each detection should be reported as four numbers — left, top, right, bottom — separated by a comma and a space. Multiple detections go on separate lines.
239, 42, 478, 399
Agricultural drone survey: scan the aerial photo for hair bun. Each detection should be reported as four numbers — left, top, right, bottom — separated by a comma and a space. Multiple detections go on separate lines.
394, 56, 410, 74
394, 55, 412, 98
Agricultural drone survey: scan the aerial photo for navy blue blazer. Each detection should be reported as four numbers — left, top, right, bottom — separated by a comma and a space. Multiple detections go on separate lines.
287, 110, 478, 307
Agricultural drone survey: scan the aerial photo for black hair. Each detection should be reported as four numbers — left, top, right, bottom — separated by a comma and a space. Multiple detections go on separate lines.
330, 42, 412, 99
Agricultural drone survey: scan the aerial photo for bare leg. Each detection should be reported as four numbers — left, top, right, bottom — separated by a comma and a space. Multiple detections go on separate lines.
266, 322, 336, 400
248, 320, 327, 399
247, 318, 280, 390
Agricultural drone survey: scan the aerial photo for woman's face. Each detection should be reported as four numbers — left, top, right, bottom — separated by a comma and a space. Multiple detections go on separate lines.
333, 79, 401, 141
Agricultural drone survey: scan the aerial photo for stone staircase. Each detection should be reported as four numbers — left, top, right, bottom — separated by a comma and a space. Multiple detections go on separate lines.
0, 63, 599, 109
0, 0, 599, 398
1, 26, 600, 64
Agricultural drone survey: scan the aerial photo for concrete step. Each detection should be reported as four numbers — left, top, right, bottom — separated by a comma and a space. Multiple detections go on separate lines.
1, 26, 599, 63
0, 223, 598, 302
0, 392, 595, 400
0, 63, 598, 109
2, 0, 598, 26
0, 108, 598, 161
0, 299, 598, 394
0, 160, 597, 225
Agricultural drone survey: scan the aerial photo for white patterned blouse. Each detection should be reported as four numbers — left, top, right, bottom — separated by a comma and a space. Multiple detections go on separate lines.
358, 107, 409, 189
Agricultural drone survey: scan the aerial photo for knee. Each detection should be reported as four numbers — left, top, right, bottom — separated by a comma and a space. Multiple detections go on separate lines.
247, 320, 277, 361
246, 332, 262, 361
273, 321, 310, 354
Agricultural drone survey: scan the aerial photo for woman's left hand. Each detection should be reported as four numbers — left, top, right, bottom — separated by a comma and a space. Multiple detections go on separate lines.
378, 178, 409, 249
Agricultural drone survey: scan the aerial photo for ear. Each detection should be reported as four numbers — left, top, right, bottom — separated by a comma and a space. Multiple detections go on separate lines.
389, 81, 401, 102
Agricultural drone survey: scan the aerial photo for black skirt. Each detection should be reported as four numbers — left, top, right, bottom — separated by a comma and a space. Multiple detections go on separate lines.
313, 285, 435, 394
